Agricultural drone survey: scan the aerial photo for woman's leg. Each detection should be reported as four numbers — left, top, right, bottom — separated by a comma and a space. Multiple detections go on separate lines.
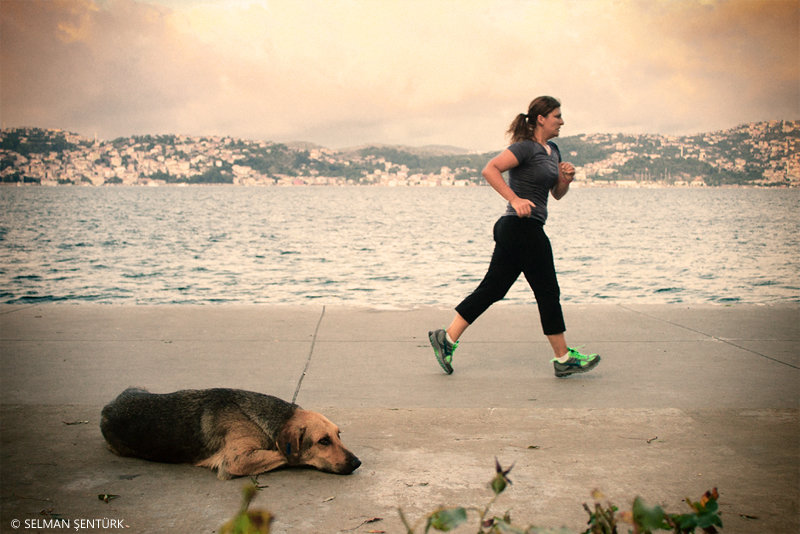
519, 224, 601, 374
453, 217, 522, 337
546, 332, 569, 359
519, 224, 567, 354
430, 218, 519, 374
446, 313, 470, 342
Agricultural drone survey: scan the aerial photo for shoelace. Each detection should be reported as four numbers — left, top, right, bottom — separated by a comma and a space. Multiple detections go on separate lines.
445, 341, 458, 358
568, 347, 596, 360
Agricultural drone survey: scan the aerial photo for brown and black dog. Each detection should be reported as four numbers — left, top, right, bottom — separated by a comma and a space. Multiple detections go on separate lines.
100, 387, 360, 479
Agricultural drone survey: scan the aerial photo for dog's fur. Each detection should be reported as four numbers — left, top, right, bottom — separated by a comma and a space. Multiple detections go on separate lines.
100, 387, 360, 479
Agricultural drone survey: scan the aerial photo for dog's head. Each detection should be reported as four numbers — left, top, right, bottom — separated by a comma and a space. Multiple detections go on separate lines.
278, 409, 361, 474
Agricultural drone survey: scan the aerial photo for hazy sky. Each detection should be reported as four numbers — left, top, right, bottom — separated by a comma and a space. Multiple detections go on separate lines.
1, 0, 798, 151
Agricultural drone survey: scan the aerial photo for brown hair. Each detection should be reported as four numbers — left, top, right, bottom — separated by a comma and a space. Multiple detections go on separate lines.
506, 96, 561, 143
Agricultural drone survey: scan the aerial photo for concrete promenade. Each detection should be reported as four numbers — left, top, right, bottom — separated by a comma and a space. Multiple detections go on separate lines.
1, 303, 798, 533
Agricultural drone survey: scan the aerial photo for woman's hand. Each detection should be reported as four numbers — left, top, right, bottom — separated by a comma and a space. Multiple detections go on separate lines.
559, 162, 575, 184
552, 162, 575, 200
510, 196, 536, 218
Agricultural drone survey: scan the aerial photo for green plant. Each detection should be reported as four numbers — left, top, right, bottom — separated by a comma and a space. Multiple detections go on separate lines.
581, 488, 723, 534
626, 488, 722, 534
219, 483, 273, 534
582, 490, 620, 534
398, 460, 722, 534
398, 458, 570, 533
220, 461, 723, 534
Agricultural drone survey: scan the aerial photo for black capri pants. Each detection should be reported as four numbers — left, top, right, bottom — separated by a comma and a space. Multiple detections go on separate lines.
455, 216, 566, 336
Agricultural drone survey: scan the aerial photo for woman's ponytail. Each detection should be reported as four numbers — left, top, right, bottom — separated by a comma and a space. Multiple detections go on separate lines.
506, 96, 561, 144
506, 113, 533, 144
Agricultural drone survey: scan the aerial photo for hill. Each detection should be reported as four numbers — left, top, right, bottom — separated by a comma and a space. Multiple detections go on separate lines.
1, 121, 797, 187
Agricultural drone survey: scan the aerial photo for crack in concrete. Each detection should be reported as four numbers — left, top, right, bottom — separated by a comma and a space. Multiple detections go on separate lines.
618, 304, 799, 369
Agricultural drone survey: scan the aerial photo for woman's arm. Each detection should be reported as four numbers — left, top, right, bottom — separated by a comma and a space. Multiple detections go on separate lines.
552, 161, 575, 200
481, 149, 535, 218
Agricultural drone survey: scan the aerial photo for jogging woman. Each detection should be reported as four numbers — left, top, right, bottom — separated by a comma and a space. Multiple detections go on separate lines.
428, 96, 601, 378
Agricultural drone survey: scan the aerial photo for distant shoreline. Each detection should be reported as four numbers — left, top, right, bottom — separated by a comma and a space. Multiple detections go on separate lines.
1, 181, 795, 189
2, 122, 798, 188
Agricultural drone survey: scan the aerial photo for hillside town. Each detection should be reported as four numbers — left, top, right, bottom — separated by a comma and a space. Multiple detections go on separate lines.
1, 120, 797, 188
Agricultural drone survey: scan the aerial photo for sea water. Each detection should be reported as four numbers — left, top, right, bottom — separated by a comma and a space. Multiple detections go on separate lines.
1, 186, 797, 306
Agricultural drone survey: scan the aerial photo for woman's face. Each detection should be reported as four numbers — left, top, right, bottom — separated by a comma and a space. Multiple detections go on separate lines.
538, 107, 564, 139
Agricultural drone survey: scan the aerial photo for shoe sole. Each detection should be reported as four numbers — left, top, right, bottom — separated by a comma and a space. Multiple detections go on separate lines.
428, 331, 453, 375
554, 355, 601, 378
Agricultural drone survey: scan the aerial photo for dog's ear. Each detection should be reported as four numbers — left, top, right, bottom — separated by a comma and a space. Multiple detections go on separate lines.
278, 424, 305, 464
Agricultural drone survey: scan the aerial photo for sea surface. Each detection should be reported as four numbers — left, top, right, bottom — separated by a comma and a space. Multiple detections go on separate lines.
1, 186, 798, 307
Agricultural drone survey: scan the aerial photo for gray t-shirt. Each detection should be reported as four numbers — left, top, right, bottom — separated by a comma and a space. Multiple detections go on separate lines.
503, 140, 561, 223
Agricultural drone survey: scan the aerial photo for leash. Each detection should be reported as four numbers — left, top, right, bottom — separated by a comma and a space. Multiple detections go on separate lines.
292, 305, 325, 404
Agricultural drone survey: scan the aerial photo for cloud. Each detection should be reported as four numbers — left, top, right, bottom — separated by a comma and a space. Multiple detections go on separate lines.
575, 0, 799, 134
1, 0, 797, 151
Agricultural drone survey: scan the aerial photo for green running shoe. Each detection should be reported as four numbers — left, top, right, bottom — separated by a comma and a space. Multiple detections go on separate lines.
429, 329, 457, 374
553, 347, 601, 378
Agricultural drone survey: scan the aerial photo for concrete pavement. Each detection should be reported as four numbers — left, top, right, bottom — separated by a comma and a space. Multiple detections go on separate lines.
1, 303, 798, 533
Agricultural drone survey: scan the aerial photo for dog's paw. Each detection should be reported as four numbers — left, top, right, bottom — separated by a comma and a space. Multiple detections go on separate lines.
216, 463, 233, 481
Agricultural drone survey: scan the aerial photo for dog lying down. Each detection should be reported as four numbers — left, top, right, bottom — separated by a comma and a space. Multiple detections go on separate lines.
100, 387, 361, 479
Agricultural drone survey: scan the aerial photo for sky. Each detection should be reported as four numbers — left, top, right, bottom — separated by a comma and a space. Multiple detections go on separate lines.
1, 0, 798, 152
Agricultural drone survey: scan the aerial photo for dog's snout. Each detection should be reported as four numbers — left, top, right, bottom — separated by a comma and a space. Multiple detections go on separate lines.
344, 453, 361, 474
